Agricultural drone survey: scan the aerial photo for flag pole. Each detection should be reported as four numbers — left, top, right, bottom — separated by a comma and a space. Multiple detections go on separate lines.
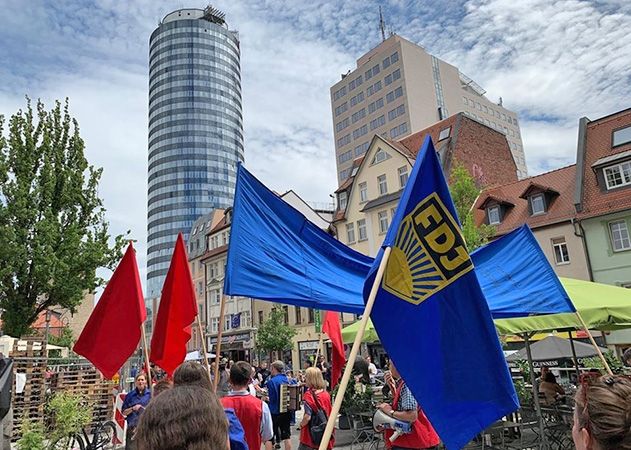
317, 247, 392, 450
575, 312, 612, 375
140, 322, 152, 394
213, 294, 228, 392
196, 315, 212, 382
315, 332, 324, 362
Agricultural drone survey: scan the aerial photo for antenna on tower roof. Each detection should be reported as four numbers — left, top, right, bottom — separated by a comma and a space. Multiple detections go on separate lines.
379, 5, 386, 42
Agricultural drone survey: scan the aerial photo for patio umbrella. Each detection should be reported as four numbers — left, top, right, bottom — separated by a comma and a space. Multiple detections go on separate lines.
506, 336, 607, 363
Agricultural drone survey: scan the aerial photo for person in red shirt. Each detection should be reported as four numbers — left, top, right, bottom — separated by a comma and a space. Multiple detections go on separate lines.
221, 361, 274, 450
377, 360, 440, 450
298, 367, 334, 450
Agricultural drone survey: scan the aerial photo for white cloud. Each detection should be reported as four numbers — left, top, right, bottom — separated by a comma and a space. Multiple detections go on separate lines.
0, 0, 630, 292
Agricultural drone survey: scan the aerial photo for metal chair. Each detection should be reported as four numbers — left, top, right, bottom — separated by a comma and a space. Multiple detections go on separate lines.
350, 413, 382, 450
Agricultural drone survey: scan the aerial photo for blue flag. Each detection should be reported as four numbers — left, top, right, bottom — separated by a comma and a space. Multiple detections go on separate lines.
231, 313, 241, 329
365, 136, 519, 449
224, 164, 373, 313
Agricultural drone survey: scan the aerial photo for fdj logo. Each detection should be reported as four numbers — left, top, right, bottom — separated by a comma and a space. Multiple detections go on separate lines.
382, 193, 473, 305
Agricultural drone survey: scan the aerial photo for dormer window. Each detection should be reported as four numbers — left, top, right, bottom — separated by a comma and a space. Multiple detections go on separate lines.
487, 206, 501, 225
338, 191, 348, 210
530, 193, 546, 215
604, 161, 631, 190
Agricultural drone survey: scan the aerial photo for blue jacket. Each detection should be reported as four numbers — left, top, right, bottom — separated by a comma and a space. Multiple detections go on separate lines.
121, 388, 151, 428
266, 373, 289, 415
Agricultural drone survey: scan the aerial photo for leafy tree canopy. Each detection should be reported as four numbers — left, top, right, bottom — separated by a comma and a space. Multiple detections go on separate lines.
255, 306, 297, 354
0, 98, 127, 337
449, 161, 495, 251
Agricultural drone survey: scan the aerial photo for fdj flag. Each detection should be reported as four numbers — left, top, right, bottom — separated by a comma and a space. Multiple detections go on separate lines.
365, 136, 518, 450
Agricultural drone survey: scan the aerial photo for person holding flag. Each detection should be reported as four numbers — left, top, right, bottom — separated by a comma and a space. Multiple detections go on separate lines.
377, 360, 439, 450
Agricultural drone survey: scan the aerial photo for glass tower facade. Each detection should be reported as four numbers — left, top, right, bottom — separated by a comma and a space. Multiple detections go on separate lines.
147, 7, 243, 300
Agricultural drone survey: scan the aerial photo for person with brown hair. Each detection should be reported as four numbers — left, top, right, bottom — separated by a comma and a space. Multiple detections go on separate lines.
221, 361, 273, 450
135, 385, 229, 450
152, 379, 173, 397
573, 375, 631, 450
172, 361, 249, 450
298, 367, 334, 450
173, 361, 213, 391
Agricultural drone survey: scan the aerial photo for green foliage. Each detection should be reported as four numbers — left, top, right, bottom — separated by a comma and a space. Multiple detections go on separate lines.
0, 98, 128, 337
255, 306, 297, 353
331, 377, 373, 415
582, 350, 625, 374
46, 392, 93, 445
449, 161, 495, 250
514, 359, 531, 382
513, 379, 532, 406
16, 420, 45, 450
49, 326, 74, 349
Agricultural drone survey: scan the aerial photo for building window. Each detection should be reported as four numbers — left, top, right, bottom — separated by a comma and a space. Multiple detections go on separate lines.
224, 315, 231, 331
487, 206, 501, 225
391, 51, 399, 63
438, 127, 451, 141
378, 174, 388, 195
373, 148, 388, 164
258, 311, 264, 325
210, 289, 221, 305
357, 219, 367, 241
308, 308, 315, 323
613, 126, 631, 147
338, 191, 347, 210
604, 161, 631, 190
378, 211, 389, 234
346, 223, 356, 244
609, 220, 631, 252
283, 306, 289, 324
295, 307, 302, 325
552, 238, 570, 264
359, 182, 368, 202
398, 166, 408, 187
530, 194, 546, 215
211, 317, 219, 333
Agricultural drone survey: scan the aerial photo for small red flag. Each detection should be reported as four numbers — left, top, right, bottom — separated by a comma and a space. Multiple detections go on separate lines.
322, 311, 345, 389
150, 233, 198, 375
74, 243, 146, 379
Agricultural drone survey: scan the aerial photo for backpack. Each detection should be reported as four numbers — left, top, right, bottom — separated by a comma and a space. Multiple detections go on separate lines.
308, 390, 328, 445
224, 408, 249, 450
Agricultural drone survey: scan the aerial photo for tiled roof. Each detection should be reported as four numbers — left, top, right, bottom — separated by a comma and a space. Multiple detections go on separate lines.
398, 115, 459, 157
474, 165, 577, 235
577, 109, 631, 218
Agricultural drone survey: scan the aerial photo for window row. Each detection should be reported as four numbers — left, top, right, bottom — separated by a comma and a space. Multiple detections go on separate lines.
354, 142, 370, 157
335, 102, 348, 117
368, 97, 384, 114
349, 75, 363, 91
462, 97, 518, 126
367, 80, 382, 97
333, 85, 347, 101
370, 115, 385, 131
338, 149, 353, 164
386, 86, 403, 104
336, 117, 350, 132
388, 104, 406, 121
365, 64, 380, 81
384, 69, 401, 86
390, 122, 408, 139
382, 51, 399, 70
350, 91, 365, 107
351, 108, 366, 124
337, 134, 351, 147
346, 219, 368, 244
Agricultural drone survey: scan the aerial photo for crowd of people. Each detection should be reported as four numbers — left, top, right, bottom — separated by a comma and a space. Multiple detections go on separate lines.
119, 355, 631, 450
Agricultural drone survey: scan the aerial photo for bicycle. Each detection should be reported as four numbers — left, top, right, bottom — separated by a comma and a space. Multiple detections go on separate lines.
50, 412, 118, 450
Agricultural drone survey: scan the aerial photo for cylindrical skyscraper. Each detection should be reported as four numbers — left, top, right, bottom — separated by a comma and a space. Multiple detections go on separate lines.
147, 6, 243, 301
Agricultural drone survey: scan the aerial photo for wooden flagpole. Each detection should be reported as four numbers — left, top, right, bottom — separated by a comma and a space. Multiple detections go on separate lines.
213, 295, 228, 391
196, 315, 212, 382
575, 311, 613, 375
140, 322, 152, 394
317, 247, 392, 450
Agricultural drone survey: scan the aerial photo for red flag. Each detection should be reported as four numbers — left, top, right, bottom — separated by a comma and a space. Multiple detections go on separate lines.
150, 233, 198, 375
322, 311, 345, 389
74, 243, 146, 379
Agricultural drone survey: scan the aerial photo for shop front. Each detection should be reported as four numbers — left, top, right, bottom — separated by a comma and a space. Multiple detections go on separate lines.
210, 330, 255, 362
298, 340, 320, 369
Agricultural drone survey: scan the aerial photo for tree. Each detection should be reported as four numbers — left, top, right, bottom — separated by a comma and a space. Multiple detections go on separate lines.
449, 161, 495, 251
255, 306, 297, 356
0, 99, 127, 337
49, 326, 74, 349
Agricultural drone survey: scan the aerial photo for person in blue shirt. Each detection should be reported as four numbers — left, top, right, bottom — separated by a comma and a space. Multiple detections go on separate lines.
121, 373, 151, 450
265, 361, 292, 450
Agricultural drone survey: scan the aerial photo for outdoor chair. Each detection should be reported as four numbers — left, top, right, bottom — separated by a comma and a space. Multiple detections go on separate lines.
350, 413, 382, 450
504, 407, 542, 450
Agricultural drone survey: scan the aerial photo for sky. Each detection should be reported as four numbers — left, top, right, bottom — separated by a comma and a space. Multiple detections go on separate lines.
1, 0, 630, 287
